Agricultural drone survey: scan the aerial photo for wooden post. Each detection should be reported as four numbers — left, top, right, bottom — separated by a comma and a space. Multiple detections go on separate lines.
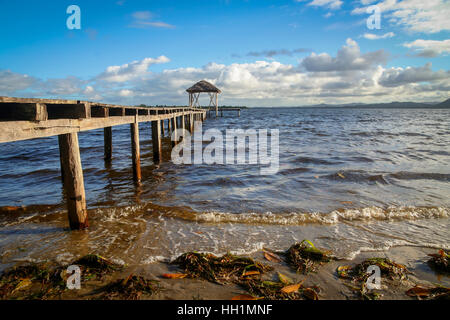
167, 111, 172, 133
130, 121, 141, 182
190, 113, 194, 132
185, 113, 189, 132
104, 127, 112, 161
215, 93, 218, 117
171, 116, 177, 147
161, 118, 165, 137
58, 132, 88, 230
58, 137, 65, 183
152, 120, 162, 163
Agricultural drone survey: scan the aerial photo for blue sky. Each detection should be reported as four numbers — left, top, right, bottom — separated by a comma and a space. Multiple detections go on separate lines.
0, 0, 449, 106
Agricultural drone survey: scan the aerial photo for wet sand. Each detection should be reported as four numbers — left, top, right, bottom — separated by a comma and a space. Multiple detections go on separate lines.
4, 245, 447, 300
137, 245, 449, 300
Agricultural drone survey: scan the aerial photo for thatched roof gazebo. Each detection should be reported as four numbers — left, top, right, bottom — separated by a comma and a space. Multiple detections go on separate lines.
186, 80, 221, 117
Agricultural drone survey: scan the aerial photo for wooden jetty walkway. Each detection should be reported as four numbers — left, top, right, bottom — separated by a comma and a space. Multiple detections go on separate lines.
0, 96, 207, 230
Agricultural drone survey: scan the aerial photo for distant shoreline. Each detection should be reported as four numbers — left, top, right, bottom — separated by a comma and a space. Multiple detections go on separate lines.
246, 98, 450, 109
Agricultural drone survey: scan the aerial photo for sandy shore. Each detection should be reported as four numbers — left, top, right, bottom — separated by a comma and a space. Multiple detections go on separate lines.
137, 245, 449, 300
2, 244, 446, 300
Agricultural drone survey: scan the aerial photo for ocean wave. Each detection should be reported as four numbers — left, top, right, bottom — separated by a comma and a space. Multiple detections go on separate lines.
389, 171, 450, 181
193, 206, 450, 226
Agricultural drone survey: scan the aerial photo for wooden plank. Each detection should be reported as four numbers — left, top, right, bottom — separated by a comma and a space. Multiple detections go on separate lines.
0, 103, 48, 121
47, 103, 91, 119
58, 132, 88, 230
152, 120, 162, 163
125, 109, 137, 116
130, 121, 141, 182
104, 127, 112, 160
0, 96, 204, 114
0, 111, 199, 143
109, 107, 125, 116
0, 96, 81, 105
92, 105, 109, 118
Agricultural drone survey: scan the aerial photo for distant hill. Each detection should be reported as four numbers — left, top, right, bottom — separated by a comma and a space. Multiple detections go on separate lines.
270, 98, 450, 109
434, 98, 450, 108
339, 101, 434, 109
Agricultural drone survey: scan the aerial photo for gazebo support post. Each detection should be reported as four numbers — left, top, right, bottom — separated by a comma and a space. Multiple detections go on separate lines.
215, 92, 218, 118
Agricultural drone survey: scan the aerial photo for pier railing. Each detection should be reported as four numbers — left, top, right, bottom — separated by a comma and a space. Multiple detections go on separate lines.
0, 96, 207, 230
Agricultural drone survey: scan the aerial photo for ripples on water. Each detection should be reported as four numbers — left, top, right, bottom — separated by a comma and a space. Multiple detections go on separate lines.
0, 107, 449, 270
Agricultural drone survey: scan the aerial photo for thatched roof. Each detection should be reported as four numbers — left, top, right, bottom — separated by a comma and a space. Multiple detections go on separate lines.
186, 80, 221, 93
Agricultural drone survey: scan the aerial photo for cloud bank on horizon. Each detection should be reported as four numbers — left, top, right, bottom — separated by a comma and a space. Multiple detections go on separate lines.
0, 0, 449, 107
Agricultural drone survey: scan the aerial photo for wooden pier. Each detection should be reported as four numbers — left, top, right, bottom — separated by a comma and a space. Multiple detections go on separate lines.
0, 96, 206, 230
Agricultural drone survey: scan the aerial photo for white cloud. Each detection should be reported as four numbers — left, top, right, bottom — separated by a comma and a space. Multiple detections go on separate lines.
307, 0, 343, 10
404, 39, 450, 57
97, 56, 170, 83
118, 89, 134, 97
130, 11, 175, 29
363, 32, 395, 40
0, 70, 37, 94
1, 40, 449, 106
300, 38, 388, 71
379, 63, 450, 87
352, 0, 450, 33
135, 21, 175, 29
132, 11, 152, 20
39, 76, 86, 96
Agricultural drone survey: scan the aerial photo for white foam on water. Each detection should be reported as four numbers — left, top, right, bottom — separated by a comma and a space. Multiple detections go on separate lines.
194, 206, 450, 225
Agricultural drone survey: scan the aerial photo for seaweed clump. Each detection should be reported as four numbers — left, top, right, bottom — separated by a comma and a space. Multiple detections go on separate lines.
285, 240, 333, 274
171, 252, 272, 284
72, 254, 124, 281
405, 285, 450, 300
0, 262, 65, 300
241, 273, 321, 300
427, 249, 449, 273
337, 258, 409, 300
101, 274, 160, 300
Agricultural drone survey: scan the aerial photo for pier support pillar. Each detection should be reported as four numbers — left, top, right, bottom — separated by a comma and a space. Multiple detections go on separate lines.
152, 120, 162, 163
104, 127, 112, 161
171, 117, 177, 147
168, 113, 172, 133
189, 113, 194, 133
161, 118, 165, 137
58, 132, 88, 230
130, 122, 141, 182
